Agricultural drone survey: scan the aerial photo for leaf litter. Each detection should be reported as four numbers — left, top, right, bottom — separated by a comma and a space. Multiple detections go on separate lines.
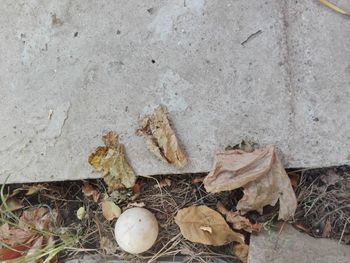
136, 105, 188, 168
2, 105, 344, 262
88, 131, 137, 191
174, 205, 245, 246
204, 145, 297, 220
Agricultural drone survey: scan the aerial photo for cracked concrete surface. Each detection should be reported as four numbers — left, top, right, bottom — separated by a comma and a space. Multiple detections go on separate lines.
0, 0, 349, 183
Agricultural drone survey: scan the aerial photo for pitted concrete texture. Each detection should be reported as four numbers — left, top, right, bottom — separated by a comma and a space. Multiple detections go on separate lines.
0, 0, 349, 183
248, 224, 350, 263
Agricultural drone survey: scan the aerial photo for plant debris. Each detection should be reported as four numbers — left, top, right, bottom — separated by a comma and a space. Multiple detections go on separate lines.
101, 200, 121, 221
0, 207, 60, 261
295, 166, 350, 243
204, 145, 297, 220
175, 205, 244, 246
100, 236, 118, 255
76, 206, 86, 220
82, 182, 100, 202
217, 202, 262, 233
319, 0, 350, 16
233, 243, 249, 263
88, 131, 137, 190
136, 105, 188, 168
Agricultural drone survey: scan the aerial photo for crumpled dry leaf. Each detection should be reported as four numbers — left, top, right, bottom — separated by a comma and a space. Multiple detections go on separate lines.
216, 202, 262, 233
102, 200, 121, 221
100, 236, 118, 255
76, 207, 86, 221
26, 184, 48, 196
234, 243, 249, 263
0, 223, 35, 247
0, 207, 58, 261
82, 183, 100, 202
136, 105, 187, 168
88, 131, 137, 190
204, 145, 297, 220
19, 207, 58, 231
174, 205, 244, 246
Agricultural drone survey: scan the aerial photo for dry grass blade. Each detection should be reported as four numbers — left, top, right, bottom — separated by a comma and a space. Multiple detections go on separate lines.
319, 0, 350, 15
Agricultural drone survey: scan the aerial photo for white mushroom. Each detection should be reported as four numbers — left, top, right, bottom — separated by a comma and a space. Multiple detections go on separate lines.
114, 207, 158, 254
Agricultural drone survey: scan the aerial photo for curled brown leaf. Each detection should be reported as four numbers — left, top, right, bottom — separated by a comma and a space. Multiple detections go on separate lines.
216, 202, 262, 233
137, 105, 187, 168
204, 145, 297, 220
82, 182, 100, 202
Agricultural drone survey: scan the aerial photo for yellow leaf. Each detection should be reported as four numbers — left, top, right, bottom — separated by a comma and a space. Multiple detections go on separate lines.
88, 131, 137, 190
204, 145, 297, 220
174, 205, 244, 246
137, 105, 188, 168
76, 207, 86, 221
102, 201, 121, 221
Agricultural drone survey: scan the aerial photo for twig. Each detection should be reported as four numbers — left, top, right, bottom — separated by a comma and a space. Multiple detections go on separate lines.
241, 30, 262, 46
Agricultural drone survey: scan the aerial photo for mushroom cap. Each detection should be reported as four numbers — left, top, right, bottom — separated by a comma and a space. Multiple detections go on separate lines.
114, 207, 159, 254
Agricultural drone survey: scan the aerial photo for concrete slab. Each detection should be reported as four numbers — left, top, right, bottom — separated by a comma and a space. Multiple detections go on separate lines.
0, 0, 349, 183
248, 224, 350, 263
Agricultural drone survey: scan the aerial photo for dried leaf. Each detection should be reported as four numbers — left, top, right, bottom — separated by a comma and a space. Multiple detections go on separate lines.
217, 202, 262, 233
1, 197, 24, 212
26, 236, 43, 260
100, 236, 118, 255
82, 183, 100, 202
288, 173, 299, 188
192, 177, 205, 184
175, 205, 244, 246
204, 145, 297, 220
88, 131, 137, 190
76, 207, 86, 221
0, 207, 57, 252
102, 201, 121, 221
234, 243, 249, 263
137, 105, 187, 168
322, 220, 332, 238
0, 223, 34, 247
19, 207, 57, 231
155, 178, 172, 188
320, 170, 342, 186
0, 245, 28, 261
26, 184, 48, 196
132, 182, 142, 194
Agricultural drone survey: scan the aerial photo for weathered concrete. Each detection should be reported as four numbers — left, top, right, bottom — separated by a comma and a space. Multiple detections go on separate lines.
0, 0, 349, 183
248, 224, 350, 263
